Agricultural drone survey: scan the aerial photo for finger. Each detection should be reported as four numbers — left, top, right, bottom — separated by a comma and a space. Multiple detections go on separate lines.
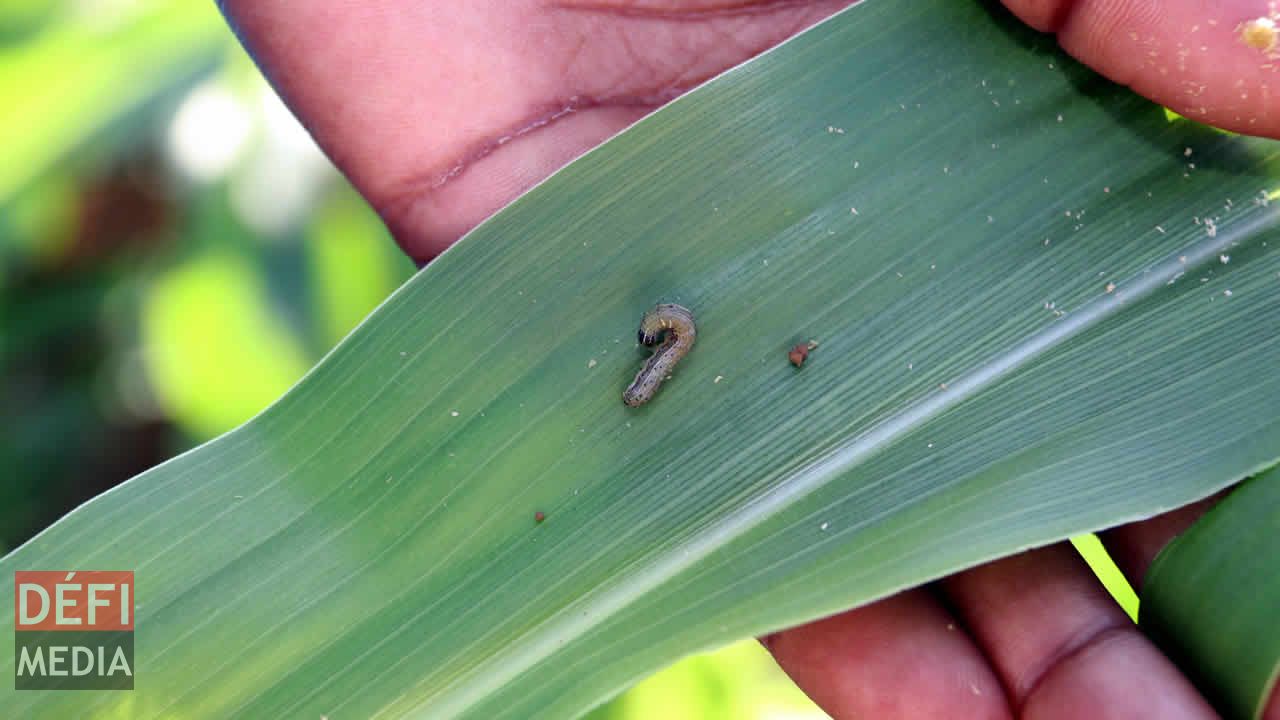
220, 0, 595, 258
942, 544, 1217, 719
1099, 491, 1280, 720
1002, 0, 1280, 139
761, 588, 1011, 720
218, 0, 852, 260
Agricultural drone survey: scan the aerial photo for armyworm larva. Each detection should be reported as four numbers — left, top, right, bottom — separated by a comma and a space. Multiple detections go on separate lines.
622, 303, 696, 407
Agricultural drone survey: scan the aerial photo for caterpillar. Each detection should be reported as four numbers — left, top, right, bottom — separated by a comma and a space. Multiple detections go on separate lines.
622, 303, 696, 407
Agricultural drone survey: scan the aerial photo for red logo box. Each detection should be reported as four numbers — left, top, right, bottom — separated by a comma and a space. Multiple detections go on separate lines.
14, 571, 133, 631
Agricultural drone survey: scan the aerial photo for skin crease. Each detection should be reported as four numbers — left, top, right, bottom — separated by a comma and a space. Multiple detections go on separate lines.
218, 1, 1280, 717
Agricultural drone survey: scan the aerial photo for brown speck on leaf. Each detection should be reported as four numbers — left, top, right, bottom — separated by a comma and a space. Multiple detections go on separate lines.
534, 511, 546, 523
789, 343, 810, 368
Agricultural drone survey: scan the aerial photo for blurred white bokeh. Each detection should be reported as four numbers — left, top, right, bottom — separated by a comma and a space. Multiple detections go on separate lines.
167, 81, 252, 182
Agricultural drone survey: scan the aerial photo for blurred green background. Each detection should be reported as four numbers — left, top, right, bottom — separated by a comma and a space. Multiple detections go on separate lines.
0, 1, 827, 716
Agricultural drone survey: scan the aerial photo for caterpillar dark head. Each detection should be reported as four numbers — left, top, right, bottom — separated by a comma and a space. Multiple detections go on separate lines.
638, 328, 664, 346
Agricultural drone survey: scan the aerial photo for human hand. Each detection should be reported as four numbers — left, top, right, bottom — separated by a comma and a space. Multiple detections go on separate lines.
761, 494, 1280, 719
218, 1, 1280, 717
220, 0, 1280, 262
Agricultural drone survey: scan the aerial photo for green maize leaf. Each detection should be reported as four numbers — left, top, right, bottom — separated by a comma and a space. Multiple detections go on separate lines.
4, 0, 1280, 718
1141, 468, 1280, 720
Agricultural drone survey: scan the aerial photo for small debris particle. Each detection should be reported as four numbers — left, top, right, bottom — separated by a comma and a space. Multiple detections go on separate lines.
1106, 282, 1117, 293
1224, 289, 1234, 297
854, 160, 860, 168
399, 351, 407, 357
1240, 17, 1278, 52
1179, 255, 1188, 264
1185, 146, 1194, 157
850, 207, 859, 215
1220, 253, 1230, 264
789, 343, 810, 368
1104, 187, 1110, 193
939, 382, 949, 390
827, 125, 846, 134
1155, 225, 1165, 234
1206, 219, 1217, 237
450, 410, 460, 417
714, 375, 723, 384
820, 522, 829, 531
587, 358, 597, 369
1057, 114, 1063, 122
535, 511, 546, 523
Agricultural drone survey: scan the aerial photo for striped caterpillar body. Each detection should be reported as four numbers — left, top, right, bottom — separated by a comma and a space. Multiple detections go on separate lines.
622, 303, 696, 407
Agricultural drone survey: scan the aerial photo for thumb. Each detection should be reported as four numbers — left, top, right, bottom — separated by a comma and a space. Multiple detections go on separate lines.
1003, 0, 1280, 138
